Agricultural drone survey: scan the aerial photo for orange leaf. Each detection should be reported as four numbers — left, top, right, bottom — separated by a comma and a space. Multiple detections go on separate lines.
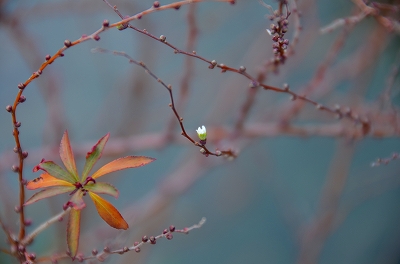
91, 156, 155, 179
60, 131, 79, 181
26, 173, 73, 190
67, 209, 81, 259
89, 192, 128, 230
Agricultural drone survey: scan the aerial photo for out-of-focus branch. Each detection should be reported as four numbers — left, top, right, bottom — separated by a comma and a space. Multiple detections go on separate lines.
297, 143, 355, 264
352, 0, 400, 33
320, 12, 366, 34
1, 118, 398, 177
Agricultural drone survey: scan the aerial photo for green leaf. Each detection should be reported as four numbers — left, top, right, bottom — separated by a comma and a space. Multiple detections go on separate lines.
24, 186, 74, 206
81, 133, 110, 180
67, 209, 81, 259
89, 192, 128, 230
84, 182, 119, 198
38, 161, 76, 184
69, 189, 86, 210
91, 156, 155, 179
59, 130, 79, 181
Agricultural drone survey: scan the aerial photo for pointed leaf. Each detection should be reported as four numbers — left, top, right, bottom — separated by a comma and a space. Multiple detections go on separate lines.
84, 182, 119, 198
89, 192, 128, 230
26, 173, 73, 190
38, 161, 76, 184
81, 133, 110, 180
24, 186, 74, 206
60, 131, 79, 181
91, 156, 155, 179
69, 189, 86, 210
67, 209, 81, 259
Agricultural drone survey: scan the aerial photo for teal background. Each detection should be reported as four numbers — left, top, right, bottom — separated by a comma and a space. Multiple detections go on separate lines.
0, 0, 399, 263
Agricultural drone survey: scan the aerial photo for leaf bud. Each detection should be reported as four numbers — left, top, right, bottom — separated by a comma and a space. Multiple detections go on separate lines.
64, 40, 72, 48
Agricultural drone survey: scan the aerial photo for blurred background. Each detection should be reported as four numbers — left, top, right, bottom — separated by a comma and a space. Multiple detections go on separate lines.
0, 0, 399, 263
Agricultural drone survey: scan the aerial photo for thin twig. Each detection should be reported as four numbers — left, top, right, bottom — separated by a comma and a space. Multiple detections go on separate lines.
371, 152, 399, 167
21, 208, 71, 246
102, 2, 368, 126
280, 25, 353, 125
91, 47, 235, 158
165, 4, 198, 141
37, 218, 206, 263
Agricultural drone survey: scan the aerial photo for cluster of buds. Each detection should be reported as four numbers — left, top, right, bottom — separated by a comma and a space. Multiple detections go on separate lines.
266, 4, 290, 68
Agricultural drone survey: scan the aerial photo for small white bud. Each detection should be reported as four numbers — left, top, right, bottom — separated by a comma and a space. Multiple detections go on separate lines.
196, 126, 207, 140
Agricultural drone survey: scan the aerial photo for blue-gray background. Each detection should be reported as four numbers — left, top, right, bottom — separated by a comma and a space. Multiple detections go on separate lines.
0, 0, 399, 263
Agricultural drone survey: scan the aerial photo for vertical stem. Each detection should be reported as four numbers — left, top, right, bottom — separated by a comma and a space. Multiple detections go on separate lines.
11, 90, 26, 240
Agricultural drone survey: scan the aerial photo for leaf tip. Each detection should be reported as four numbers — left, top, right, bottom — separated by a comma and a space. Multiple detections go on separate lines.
32, 158, 46, 172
